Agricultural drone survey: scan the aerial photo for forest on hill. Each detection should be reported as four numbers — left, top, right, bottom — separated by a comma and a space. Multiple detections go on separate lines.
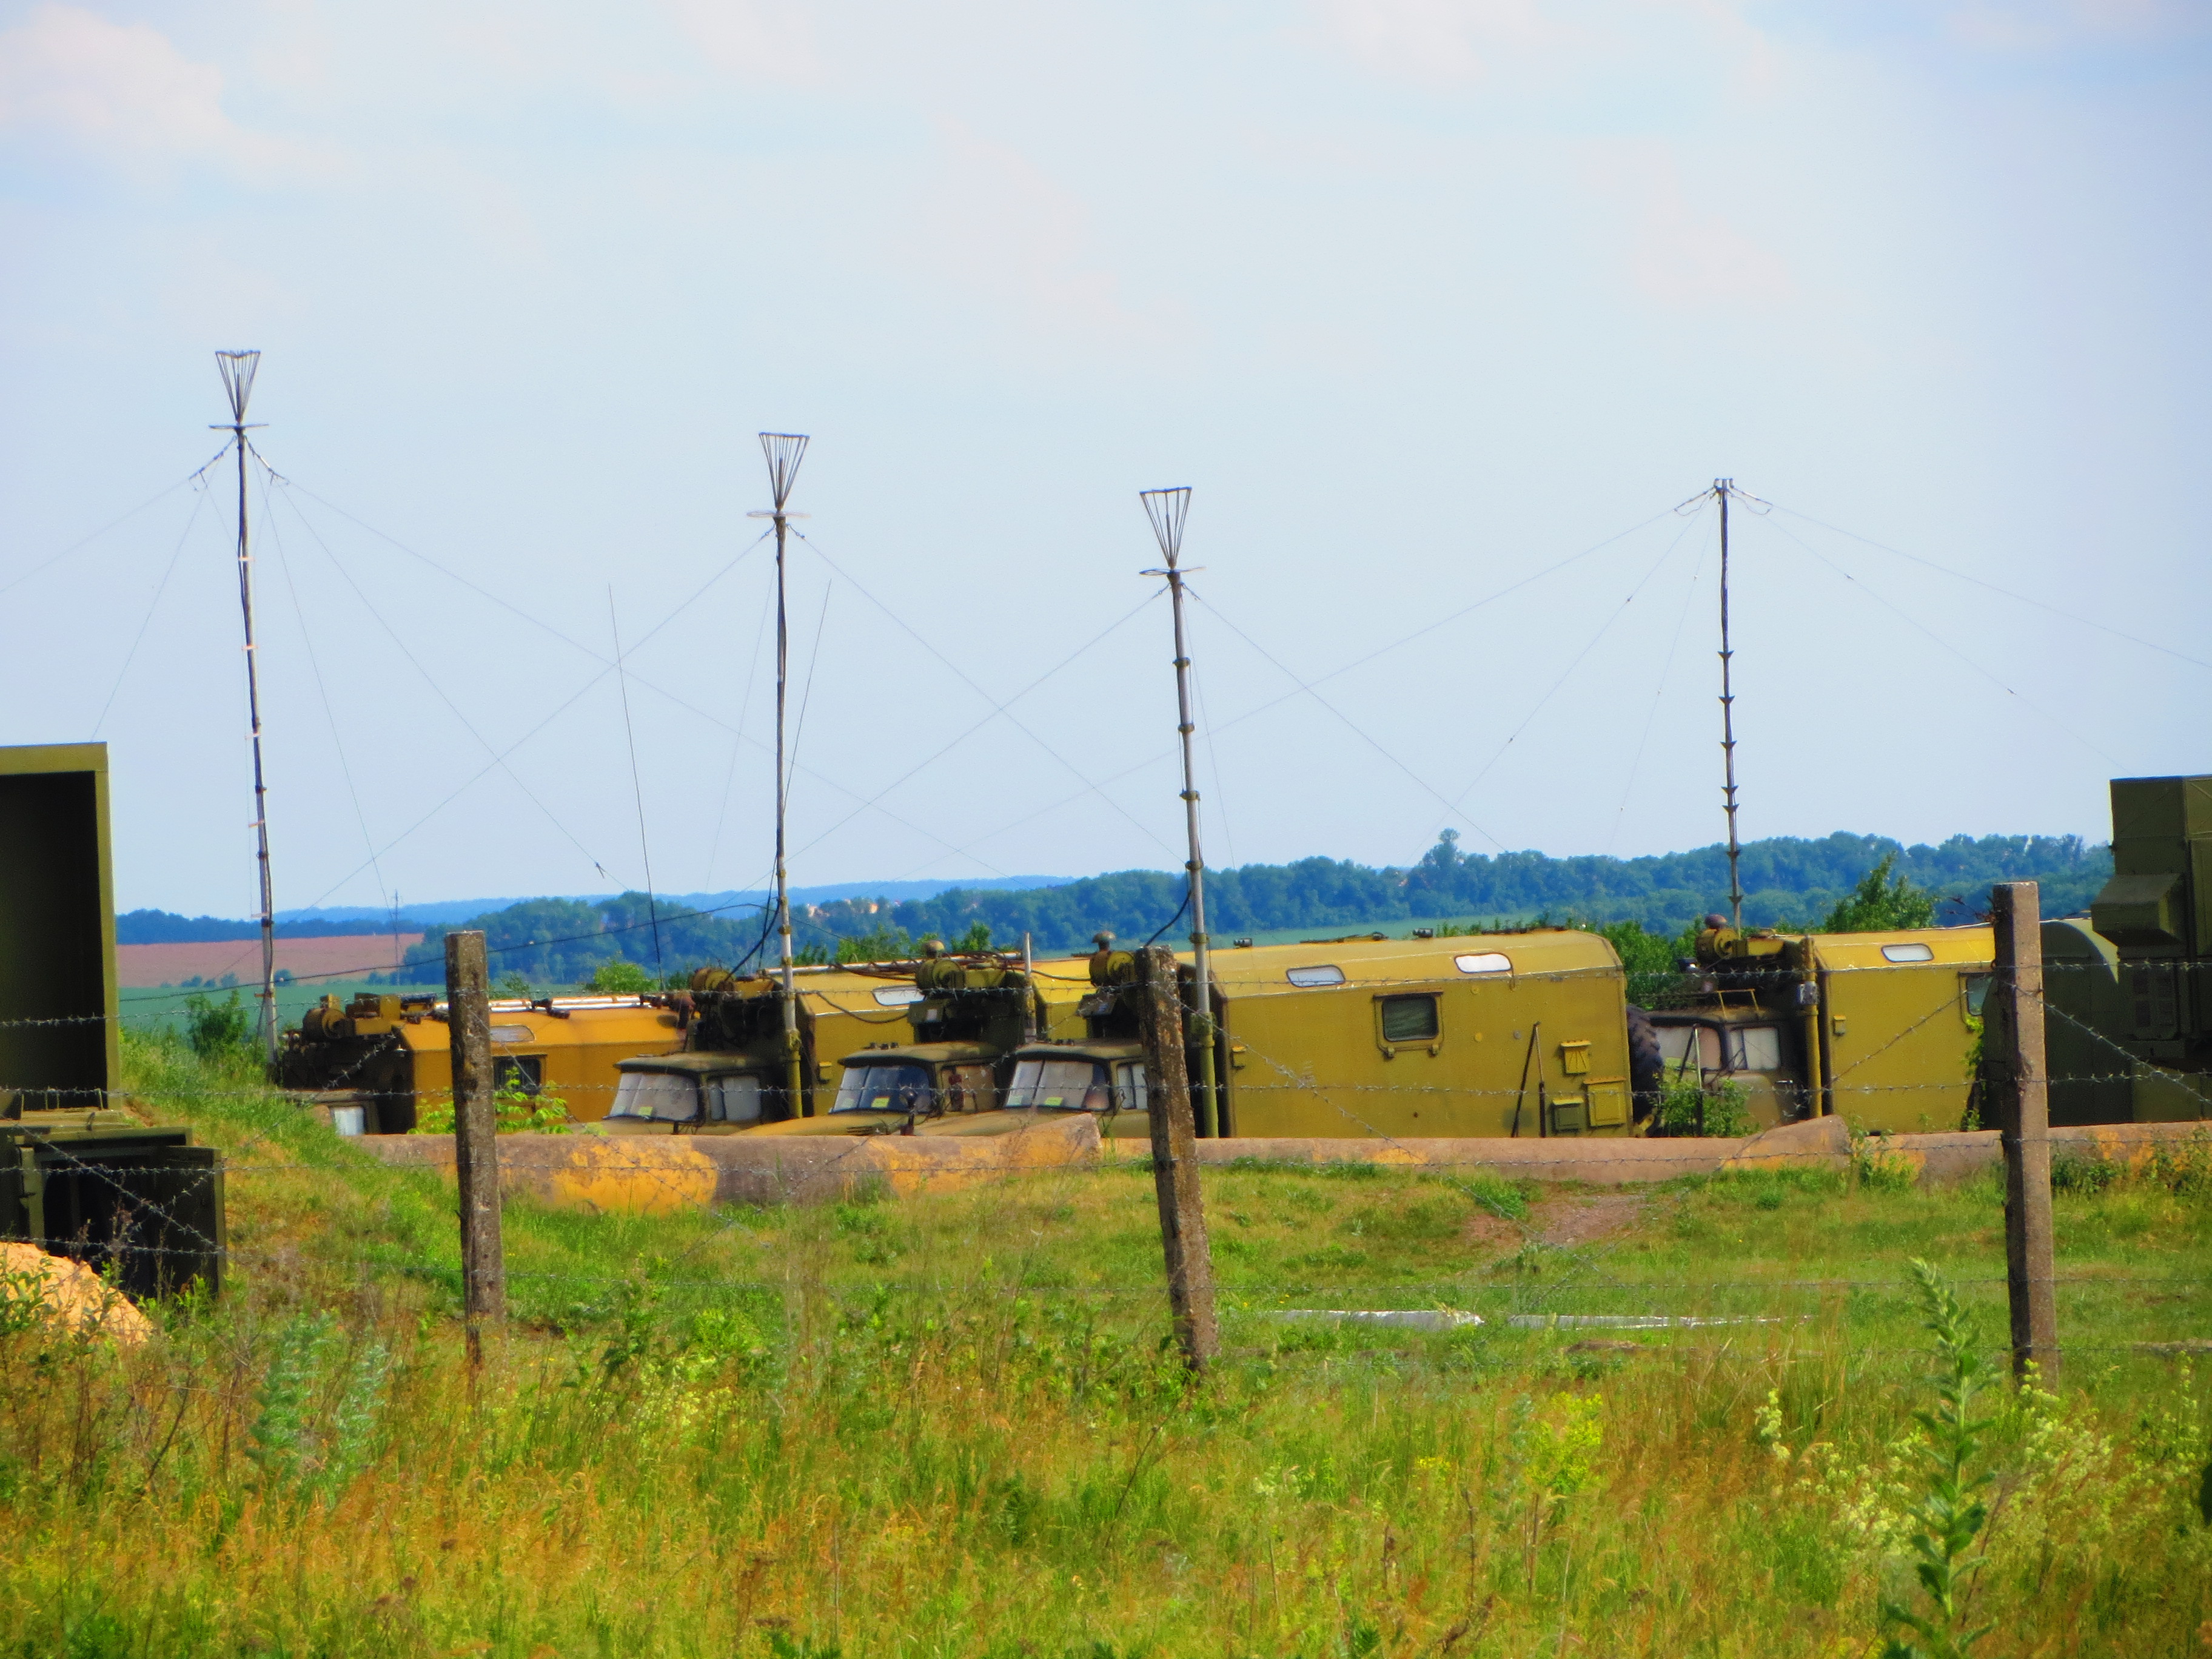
383, 829, 2109, 987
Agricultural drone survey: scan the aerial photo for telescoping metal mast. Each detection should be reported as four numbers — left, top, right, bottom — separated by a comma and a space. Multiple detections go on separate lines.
751, 434, 810, 1115
1139, 487, 1218, 1136
1716, 477, 1743, 931
1676, 477, 1769, 933
213, 350, 278, 1067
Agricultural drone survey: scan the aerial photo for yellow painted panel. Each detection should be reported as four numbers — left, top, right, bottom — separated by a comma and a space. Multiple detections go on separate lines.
1823, 962, 1980, 1134
1224, 964, 1631, 1139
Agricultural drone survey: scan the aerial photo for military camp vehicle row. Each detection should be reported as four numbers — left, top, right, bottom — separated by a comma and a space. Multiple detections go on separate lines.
283, 918, 2012, 1143
283, 774, 2212, 1144
592, 922, 2002, 1142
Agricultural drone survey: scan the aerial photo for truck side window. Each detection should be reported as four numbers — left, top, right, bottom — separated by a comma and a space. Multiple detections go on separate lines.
494, 1055, 544, 1096
1379, 994, 1439, 1044
945, 1064, 995, 1114
1656, 1027, 1720, 1073
708, 1076, 763, 1124
1113, 1062, 1149, 1114
1727, 1026, 1783, 1071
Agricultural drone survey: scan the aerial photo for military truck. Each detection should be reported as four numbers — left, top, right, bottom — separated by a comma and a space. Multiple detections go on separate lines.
851, 927, 1652, 1141
726, 949, 1093, 1138
595, 964, 947, 1135
281, 991, 685, 1133
1644, 922, 1994, 1134
2039, 775, 2212, 1123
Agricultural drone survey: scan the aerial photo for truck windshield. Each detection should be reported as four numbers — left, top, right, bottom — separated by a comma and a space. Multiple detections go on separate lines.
1006, 1057, 1107, 1111
833, 1064, 935, 1114
1005, 1057, 1135, 1112
609, 1071, 699, 1122
706, 1074, 765, 1124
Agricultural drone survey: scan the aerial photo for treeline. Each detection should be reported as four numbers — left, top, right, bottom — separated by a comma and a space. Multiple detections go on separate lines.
837, 829, 2105, 958
119, 910, 429, 944
383, 830, 2109, 987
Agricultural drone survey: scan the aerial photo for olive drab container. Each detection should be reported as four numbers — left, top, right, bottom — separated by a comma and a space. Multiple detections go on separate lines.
2034, 775, 2212, 1124
0, 743, 224, 1298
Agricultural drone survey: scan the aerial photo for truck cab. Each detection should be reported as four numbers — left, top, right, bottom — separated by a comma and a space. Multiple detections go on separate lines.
1646, 920, 1994, 1133
1647, 1006, 1810, 1131
889, 1037, 1155, 1140
739, 948, 1087, 1137
597, 1053, 775, 1134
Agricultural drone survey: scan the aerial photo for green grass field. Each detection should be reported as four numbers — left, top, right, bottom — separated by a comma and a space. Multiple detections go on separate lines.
4, 1034, 2208, 1657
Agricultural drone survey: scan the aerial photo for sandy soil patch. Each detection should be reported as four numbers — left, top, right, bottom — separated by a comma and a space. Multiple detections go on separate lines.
0, 1243, 151, 1346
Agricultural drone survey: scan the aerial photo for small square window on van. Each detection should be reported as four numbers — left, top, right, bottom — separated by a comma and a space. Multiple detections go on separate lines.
1379, 994, 1440, 1044
494, 1054, 544, 1096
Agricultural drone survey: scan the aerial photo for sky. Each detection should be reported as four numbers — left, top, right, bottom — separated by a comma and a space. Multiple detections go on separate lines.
2, 0, 2208, 919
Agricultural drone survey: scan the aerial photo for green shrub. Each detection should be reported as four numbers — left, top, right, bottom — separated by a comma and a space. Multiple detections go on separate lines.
588, 959, 654, 995
183, 989, 256, 1064
1655, 1078, 1754, 1137
1823, 854, 1937, 934
409, 1081, 572, 1134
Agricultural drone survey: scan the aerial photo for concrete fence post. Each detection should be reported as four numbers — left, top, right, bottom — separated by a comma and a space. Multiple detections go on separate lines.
1135, 945, 1218, 1373
446, 930, 505, 1359
1993, 881, 2058, 1384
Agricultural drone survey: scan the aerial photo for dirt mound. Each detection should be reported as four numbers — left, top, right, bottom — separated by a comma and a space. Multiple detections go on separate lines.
1461, 1193, 1655, 1263
1532, 1194, 1648, 1248
0, 1244, 152, 1346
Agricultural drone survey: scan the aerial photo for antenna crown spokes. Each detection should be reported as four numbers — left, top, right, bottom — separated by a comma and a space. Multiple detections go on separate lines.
759, 432, 809, 510
215, 350, 261, 423
1139, 486, 1191, 563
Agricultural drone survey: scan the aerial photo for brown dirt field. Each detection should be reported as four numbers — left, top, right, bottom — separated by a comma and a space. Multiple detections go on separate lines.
0, 1244, 151, 1345
118, 933, 422, 987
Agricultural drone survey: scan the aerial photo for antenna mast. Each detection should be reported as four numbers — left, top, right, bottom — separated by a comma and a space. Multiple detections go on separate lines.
1716, 477, 1743, 931
214, 350, 278, 1067
753, 434, 810, 1116
1139, 487, 1218, 1137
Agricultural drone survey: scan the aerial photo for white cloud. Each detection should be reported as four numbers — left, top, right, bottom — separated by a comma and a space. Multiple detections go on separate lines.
654, 0, 819, 83
0, 4, 304, 180
1588, 143, 1795, 307
905, 122, 1181, 356
1301, 0, 1577, 86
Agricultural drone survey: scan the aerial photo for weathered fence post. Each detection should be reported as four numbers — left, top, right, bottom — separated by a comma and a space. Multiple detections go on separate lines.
446, 930, 505, 1359
1992, 881, 2058, 1384
1135, 945, 1218, 1373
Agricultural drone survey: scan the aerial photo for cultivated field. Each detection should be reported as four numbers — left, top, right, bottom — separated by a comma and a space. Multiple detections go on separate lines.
117, 933, 423, 987
2, 1036, 2207, 1656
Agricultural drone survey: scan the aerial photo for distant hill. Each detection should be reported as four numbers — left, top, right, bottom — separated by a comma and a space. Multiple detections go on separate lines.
267, 876, 1072, 930
129, 876, 1074, 943
377, 830, 2111, 986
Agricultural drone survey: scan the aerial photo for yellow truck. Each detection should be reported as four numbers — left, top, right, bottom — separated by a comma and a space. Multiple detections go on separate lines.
597, 956, 1091, 1136
281, 991, 688, 1133
1646, 923, 1995, 1133
729, 953, 1093, 1138
890, 928, 1647, 1142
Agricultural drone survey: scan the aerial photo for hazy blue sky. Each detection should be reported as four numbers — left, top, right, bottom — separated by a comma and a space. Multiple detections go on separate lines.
2, 0, 2208, 917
